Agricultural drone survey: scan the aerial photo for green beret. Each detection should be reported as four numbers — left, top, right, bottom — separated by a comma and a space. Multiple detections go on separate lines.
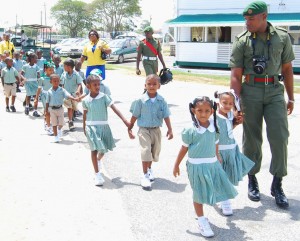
143, 26, 154, 32
243, 1, 267, 16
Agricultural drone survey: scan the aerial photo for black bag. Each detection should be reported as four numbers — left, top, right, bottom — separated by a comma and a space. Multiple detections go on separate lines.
101, 51, 108, 60
159, 68, 173, 85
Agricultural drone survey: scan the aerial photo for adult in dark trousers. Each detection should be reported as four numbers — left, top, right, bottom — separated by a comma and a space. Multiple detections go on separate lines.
136, 26, 166, 76
229, 1, 295, 209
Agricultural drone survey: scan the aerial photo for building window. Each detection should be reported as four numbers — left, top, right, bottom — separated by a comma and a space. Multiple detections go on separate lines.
191, 27, 204, 42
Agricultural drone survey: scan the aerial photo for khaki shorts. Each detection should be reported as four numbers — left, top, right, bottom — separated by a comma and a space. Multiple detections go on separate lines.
4, 83, 16, 97
64, 98, 78, 110
49, 107, 65, 126
138, 127, 161, 162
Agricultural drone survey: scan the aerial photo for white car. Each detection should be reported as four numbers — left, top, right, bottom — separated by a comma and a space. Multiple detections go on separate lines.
52, 38, 75, 53
58, 38, 85, 56
67, 39, 90, 57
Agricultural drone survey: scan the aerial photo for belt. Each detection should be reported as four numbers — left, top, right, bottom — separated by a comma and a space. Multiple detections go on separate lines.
26, 78, 37, 82
142, 127, 159, 129
4, 83, 15, 86
142, 56, 157, 61
188, 157, 218, 164
245, 74, 274, 85
50, 105, 62, 109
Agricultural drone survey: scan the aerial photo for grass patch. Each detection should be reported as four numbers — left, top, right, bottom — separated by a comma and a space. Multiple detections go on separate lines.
63, 57, 300, 93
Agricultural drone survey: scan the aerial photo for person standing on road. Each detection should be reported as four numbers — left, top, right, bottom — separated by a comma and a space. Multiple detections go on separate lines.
136, 26, 167, 76
80, 29, 111, 80
34, 62, 55, 136
46, 74, 79, 143
128, 74, 173, 190
214, 89, 254, 216
0, 33, 15, 58
1, 57, 20, 112
173, 96, 237, 238
20, 30, 28, 49
229, 1, 295, 209
61, 58, 83, 131
21, 52, 41, 117
82, 74, 130, 186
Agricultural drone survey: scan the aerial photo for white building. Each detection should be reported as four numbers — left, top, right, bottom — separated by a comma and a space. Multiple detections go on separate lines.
168, 0, 300, 73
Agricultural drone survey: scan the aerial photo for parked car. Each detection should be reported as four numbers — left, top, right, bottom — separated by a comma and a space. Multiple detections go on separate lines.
108, 38, 139, 63
52, 38, 78, 54
57, 38, 84, 56
67, 39, 90, 58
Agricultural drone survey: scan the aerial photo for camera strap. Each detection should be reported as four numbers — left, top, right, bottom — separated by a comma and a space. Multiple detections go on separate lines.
251, 27, 271, 61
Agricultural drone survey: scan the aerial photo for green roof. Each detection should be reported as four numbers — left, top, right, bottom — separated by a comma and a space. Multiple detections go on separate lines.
167, 13, 300, 27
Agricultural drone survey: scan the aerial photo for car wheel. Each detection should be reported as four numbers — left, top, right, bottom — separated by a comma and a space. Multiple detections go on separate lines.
117, 54, 124, 63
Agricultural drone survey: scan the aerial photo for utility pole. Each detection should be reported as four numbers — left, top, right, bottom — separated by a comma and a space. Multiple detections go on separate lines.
44, 3, 47, 38
15, 15, 17, 37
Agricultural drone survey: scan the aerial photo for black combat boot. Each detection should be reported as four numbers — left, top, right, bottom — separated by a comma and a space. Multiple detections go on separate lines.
248, 174, 260, 201
271, 176, 289, 209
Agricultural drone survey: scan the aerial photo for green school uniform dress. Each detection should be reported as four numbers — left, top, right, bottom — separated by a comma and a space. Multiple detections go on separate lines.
22, 63, 40, 96
38, 75, 52, 108
183, 120, 237, 205
217, 113, 254, 186
82, 93, 116, 153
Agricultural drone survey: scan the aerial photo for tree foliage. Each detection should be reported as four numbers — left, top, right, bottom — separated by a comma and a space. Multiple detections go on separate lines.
90, 0, 142, 35
51, 0, 93, 37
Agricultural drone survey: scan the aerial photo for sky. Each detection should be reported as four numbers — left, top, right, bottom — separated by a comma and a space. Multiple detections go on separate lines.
1, 0, 174, 30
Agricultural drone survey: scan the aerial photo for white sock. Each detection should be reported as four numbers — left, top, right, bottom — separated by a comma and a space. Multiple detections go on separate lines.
198, 216, 206, 223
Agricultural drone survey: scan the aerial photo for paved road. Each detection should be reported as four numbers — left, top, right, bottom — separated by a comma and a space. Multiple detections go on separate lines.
1, 70, 300, 241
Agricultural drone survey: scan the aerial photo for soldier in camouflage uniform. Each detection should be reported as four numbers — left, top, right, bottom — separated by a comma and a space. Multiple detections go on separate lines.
229, 1, 295, 209
136, 26, 166, 76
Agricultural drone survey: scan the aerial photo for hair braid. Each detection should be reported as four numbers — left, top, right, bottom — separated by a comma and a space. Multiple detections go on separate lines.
212, 101, 219, 133
189, 102, 199, 128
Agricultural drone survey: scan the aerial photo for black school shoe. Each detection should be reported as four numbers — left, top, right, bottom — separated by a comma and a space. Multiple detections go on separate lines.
6, 106, 10, 112
69, 121, 75, 131
33, 110, 41, 117
10, 106, 16, 112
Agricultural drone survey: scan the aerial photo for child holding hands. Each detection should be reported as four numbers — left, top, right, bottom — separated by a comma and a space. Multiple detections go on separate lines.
45, 74, 79, 143
173, 96, 237, 238
214, 90, 254, 215
82, 73, 130, 186
128, 74, 173, 190
1, 57, 20, 112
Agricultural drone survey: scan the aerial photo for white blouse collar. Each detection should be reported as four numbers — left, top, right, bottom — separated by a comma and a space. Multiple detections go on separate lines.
85, 92, 104, 102
28, 64, 37, 68
195, 118, 215, 134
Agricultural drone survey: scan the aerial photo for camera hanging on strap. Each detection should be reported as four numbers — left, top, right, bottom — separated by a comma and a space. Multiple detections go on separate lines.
251, 27, 271, 75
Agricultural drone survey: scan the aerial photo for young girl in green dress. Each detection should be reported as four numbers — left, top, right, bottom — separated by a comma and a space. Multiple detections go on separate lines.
82, 74, 130, 186
214, 90, 254, 215
173, 96, 237, 238
21, 52, 40, 117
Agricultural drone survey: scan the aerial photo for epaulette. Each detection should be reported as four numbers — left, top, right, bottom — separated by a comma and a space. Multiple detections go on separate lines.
275, 26, 288, 32
237, 30, 248, 39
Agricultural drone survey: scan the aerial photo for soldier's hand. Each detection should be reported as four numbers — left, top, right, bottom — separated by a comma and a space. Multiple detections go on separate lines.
287, 101, 294, 115
136, 68, 141, 75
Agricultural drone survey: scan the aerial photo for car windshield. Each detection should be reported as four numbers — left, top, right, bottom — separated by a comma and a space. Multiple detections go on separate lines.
109, 40, 125, 48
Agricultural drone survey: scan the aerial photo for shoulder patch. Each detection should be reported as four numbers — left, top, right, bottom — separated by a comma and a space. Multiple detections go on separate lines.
237, 30, 248, 39
275, 26, 288, 32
